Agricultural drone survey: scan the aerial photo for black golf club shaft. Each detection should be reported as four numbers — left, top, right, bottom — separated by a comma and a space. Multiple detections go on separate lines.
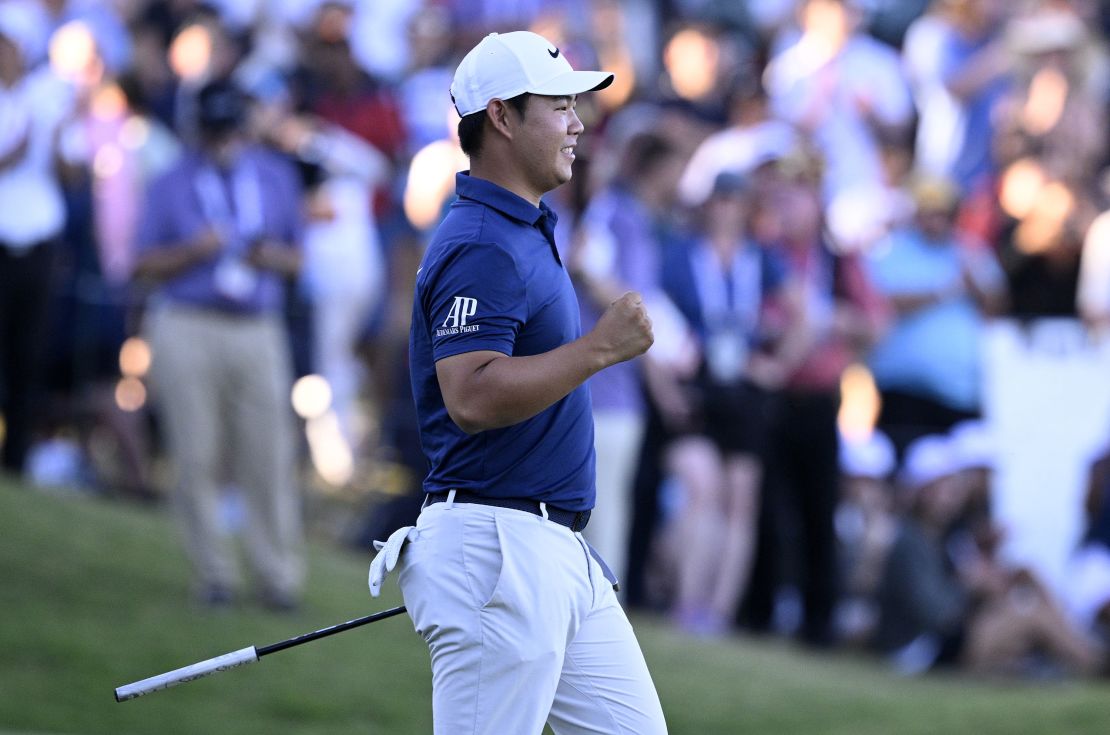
258, 605, 407, 656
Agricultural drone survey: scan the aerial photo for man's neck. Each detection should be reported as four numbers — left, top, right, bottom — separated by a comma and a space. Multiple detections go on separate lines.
469, 157, 542, 207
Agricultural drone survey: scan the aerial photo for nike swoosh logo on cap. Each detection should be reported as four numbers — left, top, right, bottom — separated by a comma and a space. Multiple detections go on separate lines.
548, 47, 560, 58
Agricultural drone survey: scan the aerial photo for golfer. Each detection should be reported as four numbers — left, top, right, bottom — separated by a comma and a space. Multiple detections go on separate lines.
369, 31, 667, 734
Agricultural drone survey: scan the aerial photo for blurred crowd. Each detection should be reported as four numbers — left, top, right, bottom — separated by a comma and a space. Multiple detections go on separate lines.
3, 0, 1110, 678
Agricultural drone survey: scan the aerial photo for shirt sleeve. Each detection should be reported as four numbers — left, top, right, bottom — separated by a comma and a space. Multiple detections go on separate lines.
424, 241, 528, 362
861, 46, 914, 127
135, 174, 175, 253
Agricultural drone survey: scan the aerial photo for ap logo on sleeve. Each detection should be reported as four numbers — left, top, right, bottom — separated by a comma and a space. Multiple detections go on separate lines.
437, 296, 480, 336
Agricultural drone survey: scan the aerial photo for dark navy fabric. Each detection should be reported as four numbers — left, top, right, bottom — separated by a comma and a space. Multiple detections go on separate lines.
409, 172, 596, 511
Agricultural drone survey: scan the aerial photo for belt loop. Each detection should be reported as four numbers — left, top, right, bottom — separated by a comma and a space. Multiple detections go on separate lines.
445, 489, 457, 509
538, 501, 549, 521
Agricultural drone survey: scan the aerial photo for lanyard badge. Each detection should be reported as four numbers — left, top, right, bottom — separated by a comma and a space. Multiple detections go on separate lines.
195, 161, 264, 302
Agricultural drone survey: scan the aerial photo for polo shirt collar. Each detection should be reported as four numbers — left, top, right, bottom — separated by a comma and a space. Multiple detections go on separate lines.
455, 171, 558, 228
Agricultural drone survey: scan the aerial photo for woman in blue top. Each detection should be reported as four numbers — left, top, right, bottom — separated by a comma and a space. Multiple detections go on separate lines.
866, 176, 1007, 455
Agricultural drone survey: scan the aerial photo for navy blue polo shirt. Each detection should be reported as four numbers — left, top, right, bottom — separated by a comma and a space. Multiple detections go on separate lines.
409, 172, 596, 511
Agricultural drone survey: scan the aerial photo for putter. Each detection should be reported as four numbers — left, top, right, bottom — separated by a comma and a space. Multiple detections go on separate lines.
114, 605, 407, 702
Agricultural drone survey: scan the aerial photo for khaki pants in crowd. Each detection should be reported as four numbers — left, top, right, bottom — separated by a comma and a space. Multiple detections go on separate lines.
585, 409, 645, 589
146, 304, 304, 599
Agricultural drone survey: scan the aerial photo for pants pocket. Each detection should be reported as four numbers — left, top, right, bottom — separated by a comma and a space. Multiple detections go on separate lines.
460, 511, 506, 610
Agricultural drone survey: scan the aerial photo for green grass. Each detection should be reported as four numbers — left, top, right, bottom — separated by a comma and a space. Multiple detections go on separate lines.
1, 478, 1107, 734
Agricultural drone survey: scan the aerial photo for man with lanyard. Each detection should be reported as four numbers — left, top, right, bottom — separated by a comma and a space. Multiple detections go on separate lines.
134, 80, 305, 611
368, 31, 668, 734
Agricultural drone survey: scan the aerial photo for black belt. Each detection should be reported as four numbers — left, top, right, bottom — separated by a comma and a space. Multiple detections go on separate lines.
425, 490, 591, 532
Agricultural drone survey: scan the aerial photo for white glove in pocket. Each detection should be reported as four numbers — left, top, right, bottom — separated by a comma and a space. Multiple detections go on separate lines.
368, 525, 418, 597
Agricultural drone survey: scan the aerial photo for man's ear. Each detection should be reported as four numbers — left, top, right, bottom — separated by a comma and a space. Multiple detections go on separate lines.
485, 98, 515, 140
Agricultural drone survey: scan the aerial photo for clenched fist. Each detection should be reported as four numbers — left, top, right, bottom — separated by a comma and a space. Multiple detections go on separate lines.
589, 291, 654, 367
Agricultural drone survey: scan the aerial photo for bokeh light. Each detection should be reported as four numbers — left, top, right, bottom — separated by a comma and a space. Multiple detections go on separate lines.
664, 27, 720, 101
1014, 180, 1075, 254
838, 363, 881, 443
114, 377, 147, 413
291, 374, 333, 420
49, 21, 101, 86
404, 138, 467, 231
305, 411, 354, 487
119, 337, 152, 378
800, 0, 850, 53
90, 83, 127, 121
1022, 66, 1069, 136
999, 158, 1047, 220
168, 23, 213, 82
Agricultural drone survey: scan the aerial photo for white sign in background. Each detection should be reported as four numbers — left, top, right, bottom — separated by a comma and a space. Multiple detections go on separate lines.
982, 319, 1110, 596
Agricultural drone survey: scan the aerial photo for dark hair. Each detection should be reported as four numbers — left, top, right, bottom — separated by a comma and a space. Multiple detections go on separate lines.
457, 93, 531, 158
196, 78, 248, 138
618, 132, 678, 181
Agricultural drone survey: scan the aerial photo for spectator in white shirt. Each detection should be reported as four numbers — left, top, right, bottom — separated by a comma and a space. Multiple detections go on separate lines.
764, 0, 914, 211
0, 4, 74, 474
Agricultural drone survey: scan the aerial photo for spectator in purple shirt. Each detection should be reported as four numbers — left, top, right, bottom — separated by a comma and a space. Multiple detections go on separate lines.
133, 79, 306, 611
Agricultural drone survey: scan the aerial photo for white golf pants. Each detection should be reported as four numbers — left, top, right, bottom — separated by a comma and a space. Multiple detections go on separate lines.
397, 498, 668, 735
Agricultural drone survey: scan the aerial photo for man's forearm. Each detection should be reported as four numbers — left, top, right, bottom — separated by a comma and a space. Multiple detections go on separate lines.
133, 240, 214, 282
248, 240, 302, 278
439, 338, 608, 434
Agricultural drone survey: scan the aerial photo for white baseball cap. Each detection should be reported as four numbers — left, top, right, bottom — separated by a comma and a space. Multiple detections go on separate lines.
450, 31, 614, 118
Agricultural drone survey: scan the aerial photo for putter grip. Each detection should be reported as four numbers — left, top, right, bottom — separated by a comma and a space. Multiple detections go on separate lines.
115, 646, 259, 702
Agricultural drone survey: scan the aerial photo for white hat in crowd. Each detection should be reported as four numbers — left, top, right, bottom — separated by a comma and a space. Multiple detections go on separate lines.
1007, 8, 1086, 56
949, 420, 998, 472
450, 31, 614, 118
839, 429, 896, 480
899, 434, 960, 490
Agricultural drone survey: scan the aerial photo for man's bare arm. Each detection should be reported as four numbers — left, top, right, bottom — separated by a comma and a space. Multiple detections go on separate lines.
436, 292, 653, 434
133, 230, 222, 283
